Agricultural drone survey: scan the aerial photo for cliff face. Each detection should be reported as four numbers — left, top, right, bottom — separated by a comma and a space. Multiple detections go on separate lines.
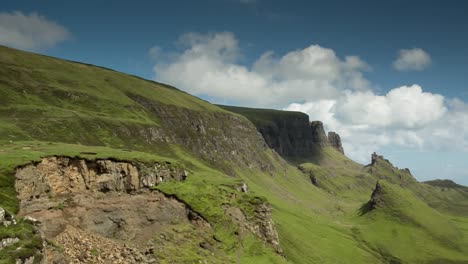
328, 132, 344, 154
12, 156, 280, 263
218, 105, 345, 158
255, 112, 316, 157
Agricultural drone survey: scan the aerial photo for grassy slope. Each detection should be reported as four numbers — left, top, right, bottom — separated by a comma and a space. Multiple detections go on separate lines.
1, 45, 468, 263
222, 105, 468, 263
356, 181, 468, 263
296, 150, 468, 263
217, 105, 308, 128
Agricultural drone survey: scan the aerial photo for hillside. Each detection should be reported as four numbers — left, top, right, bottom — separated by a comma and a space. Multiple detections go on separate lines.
1, 45, 468, 264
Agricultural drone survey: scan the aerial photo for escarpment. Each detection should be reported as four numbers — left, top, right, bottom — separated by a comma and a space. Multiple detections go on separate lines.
11, 156, 281, 263
13, 156, 216, 263
219, 105, 345, 158
15, 156, 188, 199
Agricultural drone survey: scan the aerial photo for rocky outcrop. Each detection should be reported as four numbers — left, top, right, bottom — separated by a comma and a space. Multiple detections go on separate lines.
13, 156, 220, 263
366, 153, 417, 187
15, 156, 187, 200
370, 152, 387, 165
127, 95, 276, 175
219, 105, 345, 159
223, 202, 281, 253
1, 237, 19, 249
368, 181, 384, 210
0, 207, 43, 264
0, 207, 16, 227
310, 121, 329, 147
328, 132, 344, 154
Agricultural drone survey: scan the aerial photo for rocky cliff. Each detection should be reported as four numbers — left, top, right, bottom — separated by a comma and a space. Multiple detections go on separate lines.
9, 156, 280, 263
219, 105, 345, 158
328, 132, 344, 154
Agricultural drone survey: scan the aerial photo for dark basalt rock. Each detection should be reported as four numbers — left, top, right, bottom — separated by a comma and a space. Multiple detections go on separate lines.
218, 105, 346, 159
328, 131, 344, 154
310, 121, 329, 147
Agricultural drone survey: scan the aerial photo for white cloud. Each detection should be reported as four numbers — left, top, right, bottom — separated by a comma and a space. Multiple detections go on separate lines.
393, 48, 432, 71
154, 32, 370, 107
337, 85, 446, 129
0, 11, 70, 51
284, 86, 467, 162
152, 32, 468, 166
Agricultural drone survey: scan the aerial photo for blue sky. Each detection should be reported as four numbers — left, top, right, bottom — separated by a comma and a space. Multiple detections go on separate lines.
1, 0, 468, 184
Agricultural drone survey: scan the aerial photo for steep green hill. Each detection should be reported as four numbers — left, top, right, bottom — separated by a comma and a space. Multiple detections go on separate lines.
1, 45, 468, 264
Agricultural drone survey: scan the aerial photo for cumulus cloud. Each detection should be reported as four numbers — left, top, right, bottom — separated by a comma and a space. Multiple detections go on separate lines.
393, 48, 432, 71
153, 32, 370, 107
284, 86, 468, 162
152, 32, 468, 164
0, 11, 70, 50
337, 85, 446, 129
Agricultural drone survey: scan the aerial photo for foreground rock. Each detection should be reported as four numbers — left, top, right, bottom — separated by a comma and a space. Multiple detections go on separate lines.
53, 225, 149, 263
14, 156, 219, 263
223, 202, 281, 254
15, 156, 188, 199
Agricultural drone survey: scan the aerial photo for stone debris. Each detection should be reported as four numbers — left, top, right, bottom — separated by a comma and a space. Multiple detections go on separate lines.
1, 237, 20, 248
0, 207, 17, 227
24, 216, 40, 225
13, 157, 215, 263
0, 207, 4, 222
237, 182, 248, 193
15, 256, 35, 264
54, 225, 149, 264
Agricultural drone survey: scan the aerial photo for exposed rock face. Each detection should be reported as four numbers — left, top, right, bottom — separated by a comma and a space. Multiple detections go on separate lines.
370, 152, 386, 165
128, 95, 276, 174
366, 153, 417, 187
1, 237, 20, 249
0, 207, 16, 227
218, 106, 345, 159
310, 121, 329, 147
14, 156, 218, 263
368, 181, 384, 210
223, 202, 281, 253
258, 119, 344, 158
328, 132, 344, 154
15, 156, 187, 200
0, 208, 42, 264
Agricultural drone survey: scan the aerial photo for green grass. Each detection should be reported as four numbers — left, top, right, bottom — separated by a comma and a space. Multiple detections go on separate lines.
0, 219, 43, 264
1, 45, 468, 264
354, 181, 468, 263
217, 104, 309, 128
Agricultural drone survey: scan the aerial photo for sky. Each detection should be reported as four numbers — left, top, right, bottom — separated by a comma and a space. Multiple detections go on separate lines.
1, 0, 467, 185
